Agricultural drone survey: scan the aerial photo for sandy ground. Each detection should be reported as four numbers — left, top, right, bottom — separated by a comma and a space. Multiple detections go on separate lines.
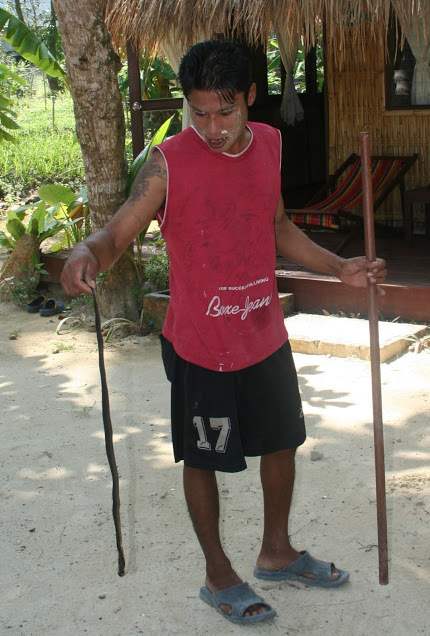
1, 297, 429, 636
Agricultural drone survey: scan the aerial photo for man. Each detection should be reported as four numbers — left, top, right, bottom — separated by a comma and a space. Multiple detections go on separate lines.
61, 40, 387, 624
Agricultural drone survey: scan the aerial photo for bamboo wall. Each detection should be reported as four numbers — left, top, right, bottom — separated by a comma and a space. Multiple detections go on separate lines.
326, 25, 430, 227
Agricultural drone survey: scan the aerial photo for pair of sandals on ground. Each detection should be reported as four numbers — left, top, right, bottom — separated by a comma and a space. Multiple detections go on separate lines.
200, 550, 349, 624
26, 294, 65, 316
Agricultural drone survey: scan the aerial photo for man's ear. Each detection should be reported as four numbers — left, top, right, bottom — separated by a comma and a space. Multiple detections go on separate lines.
247, 83, 257, 107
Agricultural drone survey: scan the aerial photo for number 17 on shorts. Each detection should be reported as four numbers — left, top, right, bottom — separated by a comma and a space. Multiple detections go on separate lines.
193, 416, 231, 453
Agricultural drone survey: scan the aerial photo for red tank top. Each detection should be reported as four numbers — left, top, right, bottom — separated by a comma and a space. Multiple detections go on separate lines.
156, 121, 287, 371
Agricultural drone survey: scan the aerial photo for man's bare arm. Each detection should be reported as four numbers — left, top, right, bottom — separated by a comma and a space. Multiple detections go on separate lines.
274, 195, 387, 291
61, 150, 167, 296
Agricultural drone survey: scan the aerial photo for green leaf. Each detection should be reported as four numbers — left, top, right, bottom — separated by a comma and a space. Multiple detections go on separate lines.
49, 241, 65, 253
39, 184, 76, 207
0, 111, 20, 130
128, 115, 173, 192
0, 62, 27, 85
267, 55, 281, 72
6, 216, 25, 241
0, 93, 14, 108
0, 230, 15, 250
8, 206, 29, 221
26, 201, 46, 236
0, 9, 70, 91
0, 127, 17, 143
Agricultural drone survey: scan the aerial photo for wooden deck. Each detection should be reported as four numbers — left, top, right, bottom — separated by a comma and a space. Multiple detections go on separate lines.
276, 232, 430, 323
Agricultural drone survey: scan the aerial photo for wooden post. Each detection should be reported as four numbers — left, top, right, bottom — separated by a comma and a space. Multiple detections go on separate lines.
127, 43, 145, 159
360, 131, 389, 585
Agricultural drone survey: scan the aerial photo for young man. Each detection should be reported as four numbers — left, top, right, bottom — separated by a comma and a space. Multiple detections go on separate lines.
61, 40, 387, 624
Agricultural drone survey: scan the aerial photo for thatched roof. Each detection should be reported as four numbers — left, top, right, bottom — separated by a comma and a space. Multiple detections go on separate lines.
105, 0, 428, 54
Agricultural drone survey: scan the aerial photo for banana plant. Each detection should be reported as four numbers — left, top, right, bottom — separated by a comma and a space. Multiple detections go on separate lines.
0, 62, 26, 142
0, 9, 70, 90
0, 8, 70, 143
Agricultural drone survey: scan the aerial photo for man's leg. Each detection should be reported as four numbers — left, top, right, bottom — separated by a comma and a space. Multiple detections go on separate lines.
183, 465, 268, 616
257, 449, 300, 569
256, 449, 340, 580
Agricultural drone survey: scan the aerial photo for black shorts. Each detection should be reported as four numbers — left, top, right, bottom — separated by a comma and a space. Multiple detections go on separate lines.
160, 336, 306, 472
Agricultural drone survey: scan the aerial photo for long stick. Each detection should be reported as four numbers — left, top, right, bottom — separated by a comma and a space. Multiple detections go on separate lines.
360, 131, 388, 584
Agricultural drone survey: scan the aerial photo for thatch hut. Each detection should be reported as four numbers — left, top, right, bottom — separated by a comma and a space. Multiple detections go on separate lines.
105, 0, 430, 320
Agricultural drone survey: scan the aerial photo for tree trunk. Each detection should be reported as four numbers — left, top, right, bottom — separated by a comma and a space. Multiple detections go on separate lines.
14, 0, 25, 23
52, 0, 139, 319
46, 2, 60, 94
0, 234, 40, 302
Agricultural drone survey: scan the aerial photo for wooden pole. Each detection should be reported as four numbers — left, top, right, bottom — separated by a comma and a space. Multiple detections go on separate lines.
127, 42, 145, 160
360, 131, 389, 584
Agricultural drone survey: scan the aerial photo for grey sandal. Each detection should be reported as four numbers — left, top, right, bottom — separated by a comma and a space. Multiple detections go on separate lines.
254, 550, 350, 587
199, 581, 277, 624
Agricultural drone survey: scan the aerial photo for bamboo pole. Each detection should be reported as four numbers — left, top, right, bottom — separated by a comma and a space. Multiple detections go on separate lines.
360, 131, 389, 585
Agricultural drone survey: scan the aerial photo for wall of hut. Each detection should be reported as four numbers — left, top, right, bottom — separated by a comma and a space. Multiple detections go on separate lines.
326, 24, 429, 229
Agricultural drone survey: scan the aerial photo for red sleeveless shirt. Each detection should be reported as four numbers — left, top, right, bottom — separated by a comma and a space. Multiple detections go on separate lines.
155, 121, 287, 372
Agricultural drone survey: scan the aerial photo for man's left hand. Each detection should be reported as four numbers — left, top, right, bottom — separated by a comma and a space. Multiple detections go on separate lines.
338, 257, 387, 295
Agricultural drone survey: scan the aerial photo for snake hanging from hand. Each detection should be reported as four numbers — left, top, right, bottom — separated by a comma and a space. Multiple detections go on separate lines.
92, 288, 126, 576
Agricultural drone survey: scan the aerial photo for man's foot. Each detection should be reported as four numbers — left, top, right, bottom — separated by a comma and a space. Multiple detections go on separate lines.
205, 573, 269, 618
200, 579, 276, 624
254, 550, 349, 587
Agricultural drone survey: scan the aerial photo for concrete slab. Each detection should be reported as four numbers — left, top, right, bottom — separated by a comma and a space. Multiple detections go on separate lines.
285, 313, 429, 362
278, 292, 294, 316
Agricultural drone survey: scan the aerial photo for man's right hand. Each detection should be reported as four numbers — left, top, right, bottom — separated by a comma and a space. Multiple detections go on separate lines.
60, 242, 100, 296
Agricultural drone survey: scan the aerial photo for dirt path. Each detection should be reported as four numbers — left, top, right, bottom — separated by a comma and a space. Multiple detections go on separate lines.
1, 300, 429, 635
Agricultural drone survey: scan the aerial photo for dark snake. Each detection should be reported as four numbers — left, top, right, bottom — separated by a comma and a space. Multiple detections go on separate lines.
92, 288, 126, 576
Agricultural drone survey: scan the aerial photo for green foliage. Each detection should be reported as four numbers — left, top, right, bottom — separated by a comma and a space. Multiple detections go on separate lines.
0, 61, 26, 143
118, 51, 181, 103
267, 38, 282, 95
143, 251, 170, 291
126, 116, 173, 283
140, 53, 179, 100
0, 9, 70, 91
127, 115, 173, 194
38, 184, 91, 250
267, 35, 324, 95
9, 261, 47, 306
293, 44, 324, 94
0, 193, 84, 251
0, 89, 84, 199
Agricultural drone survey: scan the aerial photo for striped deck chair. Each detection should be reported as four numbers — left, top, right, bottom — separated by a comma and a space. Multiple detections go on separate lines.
286, 153, 418, 253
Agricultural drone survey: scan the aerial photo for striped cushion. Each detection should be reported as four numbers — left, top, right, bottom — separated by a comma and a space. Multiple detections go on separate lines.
307, 158, 404, 212
288, 213, 339, 229
287, 158, 405, 228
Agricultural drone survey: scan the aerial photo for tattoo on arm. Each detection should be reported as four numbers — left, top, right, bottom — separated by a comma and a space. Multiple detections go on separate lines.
128, 162, 167, 203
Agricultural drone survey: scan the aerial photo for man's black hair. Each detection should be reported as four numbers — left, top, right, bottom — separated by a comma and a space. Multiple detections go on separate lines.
178, 40, 253, 103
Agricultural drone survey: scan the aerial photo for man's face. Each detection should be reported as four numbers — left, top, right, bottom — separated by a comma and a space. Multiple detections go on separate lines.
188, 84, 257, 155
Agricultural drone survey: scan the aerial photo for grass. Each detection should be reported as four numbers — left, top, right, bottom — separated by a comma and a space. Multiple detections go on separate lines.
53, 341, 75, 352
0, 74, 182, 205
0, 77, 85, 201
72, 403, 95, 418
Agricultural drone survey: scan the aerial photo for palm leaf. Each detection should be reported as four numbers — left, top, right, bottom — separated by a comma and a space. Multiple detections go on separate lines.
0, 9, 70, 92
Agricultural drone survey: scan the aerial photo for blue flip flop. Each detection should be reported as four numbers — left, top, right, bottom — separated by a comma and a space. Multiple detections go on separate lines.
39, 298, 65, 317
27, 295, 47, 313
254, 550, 350, 587
199, 582, 276, 624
